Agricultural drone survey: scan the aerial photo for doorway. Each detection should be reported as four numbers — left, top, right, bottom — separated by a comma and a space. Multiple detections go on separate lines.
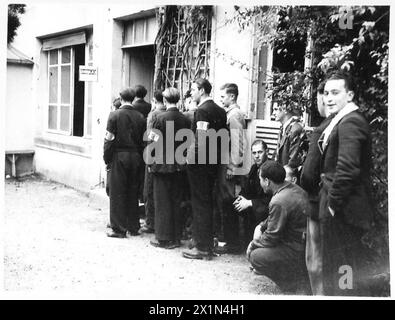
126, 45, 155, 103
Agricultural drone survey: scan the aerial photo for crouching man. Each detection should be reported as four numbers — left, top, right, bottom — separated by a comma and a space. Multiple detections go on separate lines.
247, 160, 310, 293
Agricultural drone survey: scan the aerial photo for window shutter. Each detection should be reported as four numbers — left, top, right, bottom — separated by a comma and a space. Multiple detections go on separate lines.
253, 119, 281, 159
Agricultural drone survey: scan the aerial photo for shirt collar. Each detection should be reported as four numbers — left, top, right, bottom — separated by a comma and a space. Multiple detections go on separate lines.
120, 103, 133, 109
282, 117, 295, 132
198, 97, 213, 107
331, 101, 359, 120
321, 102, 359, 149
166, 106, 179, 112
273, 181, 291, 196
226, 103, 239, 114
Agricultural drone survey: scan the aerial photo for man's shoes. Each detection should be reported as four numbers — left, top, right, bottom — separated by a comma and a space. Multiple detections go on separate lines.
250, 266, 264, 275
106, 223, 112, 229
182, 247, 212, 260
126, 230, 141, 237
106, 230, 126, 238
213, 244, 242, 255
150, 239, 181, 249
140, 225, 155, 234
166, 240, 181, 249
150, 239, 169, 248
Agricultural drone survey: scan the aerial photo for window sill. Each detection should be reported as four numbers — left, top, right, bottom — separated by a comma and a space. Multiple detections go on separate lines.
35, 134, 92, 158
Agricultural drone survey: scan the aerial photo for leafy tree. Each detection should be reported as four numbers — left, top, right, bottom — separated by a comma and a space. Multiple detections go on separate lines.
8, 4, 26, 43
231, 5, 389, 294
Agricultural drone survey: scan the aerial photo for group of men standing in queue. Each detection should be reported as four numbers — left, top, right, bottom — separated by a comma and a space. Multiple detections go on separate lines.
103, 70, 374, 296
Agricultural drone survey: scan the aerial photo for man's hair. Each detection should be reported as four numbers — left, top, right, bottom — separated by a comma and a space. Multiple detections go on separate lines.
220, 83, 239, 99
162, 87, 180, 104
273, 102, 301, 117
134, 85, 148, 98
194, 78, 212, 95
119, 88, 136, 103
325, 70, 355, 92
259, 160, 286, 184
153, 90, 164, 103
317, 81, 326, 95
251, 139, 268, 151
112, 97, 121, 109
284, 165, 298, 179
287, 105, 302, 117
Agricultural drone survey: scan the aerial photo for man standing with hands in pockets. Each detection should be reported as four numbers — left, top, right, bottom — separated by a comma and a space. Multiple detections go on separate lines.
314, 71, 374, 296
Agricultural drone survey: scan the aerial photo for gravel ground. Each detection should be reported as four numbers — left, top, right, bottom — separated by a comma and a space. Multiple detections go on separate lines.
3, 175, 279, 299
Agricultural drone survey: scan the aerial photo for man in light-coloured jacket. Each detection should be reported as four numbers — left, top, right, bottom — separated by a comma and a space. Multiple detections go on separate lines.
214, 83, 247, 254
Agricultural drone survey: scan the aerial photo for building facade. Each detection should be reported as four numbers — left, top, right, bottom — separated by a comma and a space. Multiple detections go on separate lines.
8, 4, 277, 193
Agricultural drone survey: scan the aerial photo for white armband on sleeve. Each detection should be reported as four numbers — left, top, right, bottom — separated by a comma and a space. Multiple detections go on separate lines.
105, 131, 115, 141
196, 121, 209, 131
148, 130, 160, 142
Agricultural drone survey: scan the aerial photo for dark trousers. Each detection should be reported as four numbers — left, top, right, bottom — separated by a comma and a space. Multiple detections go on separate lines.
153, 172, 186, 242
249, 245, 307, 291
106, 166, 110, 197
187, 164, 218, 251
216, 165, 240, 247
242, 208, 260, 247
109, 151, 143, 234
143, 165, 155, 229
320, 216, 370, 296
138, 159, 145, 203
318, 188, 371, 296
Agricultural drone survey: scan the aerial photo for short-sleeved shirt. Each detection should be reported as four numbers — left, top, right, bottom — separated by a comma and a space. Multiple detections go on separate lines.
106, 104, 146, 153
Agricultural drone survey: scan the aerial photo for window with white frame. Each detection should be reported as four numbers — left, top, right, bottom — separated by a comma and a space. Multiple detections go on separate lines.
45, 30, 93, 137
48, 47, 73, 134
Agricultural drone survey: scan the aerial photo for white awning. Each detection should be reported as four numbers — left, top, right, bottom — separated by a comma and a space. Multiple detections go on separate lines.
42, 31, 86, 51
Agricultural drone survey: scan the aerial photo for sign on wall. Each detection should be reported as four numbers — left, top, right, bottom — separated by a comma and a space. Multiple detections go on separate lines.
79, 66, 98, 82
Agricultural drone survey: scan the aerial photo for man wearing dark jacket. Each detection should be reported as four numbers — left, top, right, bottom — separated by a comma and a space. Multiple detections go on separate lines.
247, 160, 309, 293
104, 87, 146, 238
182, 78, 228, 260
272, 104, 304, 170
149, 88, 190, 249
132, 85, 152, 205
132, 85, 152, 119
233, 140, 271, 246
315, 71, 374, 296
140, 90, 167, 234
300, 81, 332, 294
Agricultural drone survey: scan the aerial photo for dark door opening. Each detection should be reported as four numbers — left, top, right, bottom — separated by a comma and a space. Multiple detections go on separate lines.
127, 45, 155, 103
73, 44, 85, 137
